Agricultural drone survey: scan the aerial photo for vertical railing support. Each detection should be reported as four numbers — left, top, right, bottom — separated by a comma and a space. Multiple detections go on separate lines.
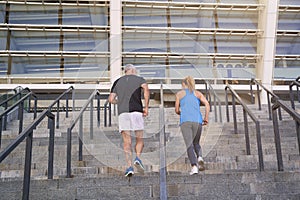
18, 101, 24, 134
90, 100, 93, 139
243, 109, 251, 155
159, 83, 167, 200
232, 95, 237, 134
66, 127, 72, 178
79, 115, 83, 161
272, 108, 284, 171
48, 116, 55, 179
56, 99, 60, 129
22, 131, 33, 200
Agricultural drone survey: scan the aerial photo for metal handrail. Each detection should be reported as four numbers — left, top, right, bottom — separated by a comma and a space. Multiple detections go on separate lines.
0, 91, 37, 148
47, 86, 74, 128
66, 89, 101, 178
289, 80, 300, 110
271, 98, 300, 171
0, 87, 31, 107
0, 86, 23, 103
0, 109, 55, 200
0, 87, 33, 130
250, 78, 282, 120
204, 80, 223, 123
225, 84, 264, 171
104, 99, 111, 127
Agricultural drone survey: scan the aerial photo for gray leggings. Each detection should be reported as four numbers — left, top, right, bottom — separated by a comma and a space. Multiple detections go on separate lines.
180, 122, 203, 166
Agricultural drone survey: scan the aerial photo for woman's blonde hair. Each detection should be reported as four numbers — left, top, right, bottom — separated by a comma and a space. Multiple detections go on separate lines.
182, 76, 195, 93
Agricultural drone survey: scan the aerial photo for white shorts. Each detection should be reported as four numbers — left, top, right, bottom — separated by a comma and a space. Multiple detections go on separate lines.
118, 112, 144, 132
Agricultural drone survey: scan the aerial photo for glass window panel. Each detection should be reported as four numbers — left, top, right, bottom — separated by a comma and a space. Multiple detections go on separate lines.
280, 0, 300, 5
64, 32, 108, 52
11, 57, 61, 76
9, 5, 108, 26
135, 0, 258, 3
9, 5, 59, 25
124, 7, 257, 29
123, 8, 167, 27
63, 6, 108, 26
276, 36, 300, 54
123, 32, 168, 52
123, 32, 256, 54
0, 31, 7, 50
213, 35, 257, 54
0, 57, 8, 76
278, 12, 300, 30
123, 57, 256, 80
10, 31, 60, 51
63, 57, 109, 79
215, 11, 258, 29
0, 4, 5, 24
275, 60, 300, 68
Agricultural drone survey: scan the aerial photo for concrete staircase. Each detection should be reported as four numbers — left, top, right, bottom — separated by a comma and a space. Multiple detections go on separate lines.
0, 104, 299, 199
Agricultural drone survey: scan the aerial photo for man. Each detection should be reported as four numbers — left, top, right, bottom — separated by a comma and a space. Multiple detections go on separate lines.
109, 64, 149, 177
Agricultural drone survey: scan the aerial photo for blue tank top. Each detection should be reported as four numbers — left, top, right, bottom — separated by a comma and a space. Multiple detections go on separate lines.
180, 89, 203, 125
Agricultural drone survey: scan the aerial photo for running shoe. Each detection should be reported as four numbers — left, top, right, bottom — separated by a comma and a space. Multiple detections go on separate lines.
134, 157, 145, 172
198, 156, 205, 171
189, 165, 199, 175
124, 166, 134, 177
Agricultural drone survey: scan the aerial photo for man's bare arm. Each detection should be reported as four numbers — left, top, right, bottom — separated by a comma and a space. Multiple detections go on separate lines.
141, 83, 149, 116
108, 93, 117, 104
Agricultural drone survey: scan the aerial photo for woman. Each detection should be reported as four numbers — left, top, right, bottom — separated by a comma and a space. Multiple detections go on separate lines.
175, 76, 210, 175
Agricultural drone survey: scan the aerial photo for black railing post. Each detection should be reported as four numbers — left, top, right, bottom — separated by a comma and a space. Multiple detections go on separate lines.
79, 115, 83, 161
104, 101, 107, 127
225, 88, 230, 122
97, 93, 100, 127
66, 94, 69, 118
267, 93, 272, 120
297, 121, 300, 155
66, 127, 72, 178
255, 121, 264, 171
18, 101, 24, 134
243, 108, 251, 155
0, 118, 2, 148
290, 84, 296, 110
250, 80, 254, 104
33, 96, 37, 119
256, 84, 261, 110
272, 107, 284, 171
48, 116, 55, 179
22, 130, 33, 200
232, 95, 237, 134
90, 99, 93, 139
56, 99, 60, 129
3, 102, 7, 131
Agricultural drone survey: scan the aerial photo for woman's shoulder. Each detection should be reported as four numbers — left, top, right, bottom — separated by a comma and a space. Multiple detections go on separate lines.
176, 89, 186, 98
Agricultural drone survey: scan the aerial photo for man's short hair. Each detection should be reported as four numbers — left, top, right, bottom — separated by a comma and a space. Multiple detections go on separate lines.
124, 64, 136, 73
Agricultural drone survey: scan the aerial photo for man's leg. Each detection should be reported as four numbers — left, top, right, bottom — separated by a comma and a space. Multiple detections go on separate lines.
121, 130, 133, 168
133, 130, 145, 172
134, 130, 144, 158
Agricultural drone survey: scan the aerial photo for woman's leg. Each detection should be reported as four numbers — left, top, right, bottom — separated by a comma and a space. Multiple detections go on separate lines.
192, 123, 203, 158
180, 122, 197, 166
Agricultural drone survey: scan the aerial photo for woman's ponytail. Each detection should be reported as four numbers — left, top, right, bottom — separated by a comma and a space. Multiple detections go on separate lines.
183, 76, 195, 93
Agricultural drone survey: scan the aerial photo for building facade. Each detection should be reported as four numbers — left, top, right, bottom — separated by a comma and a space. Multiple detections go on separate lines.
0, 0, 299, 87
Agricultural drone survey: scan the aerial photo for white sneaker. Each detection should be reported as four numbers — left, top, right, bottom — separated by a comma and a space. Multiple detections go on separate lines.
198, 157, 205, 171
189, 165, 198, 175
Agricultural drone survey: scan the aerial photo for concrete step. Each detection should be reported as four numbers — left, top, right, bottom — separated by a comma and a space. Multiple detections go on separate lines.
0, 171, 299, 199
